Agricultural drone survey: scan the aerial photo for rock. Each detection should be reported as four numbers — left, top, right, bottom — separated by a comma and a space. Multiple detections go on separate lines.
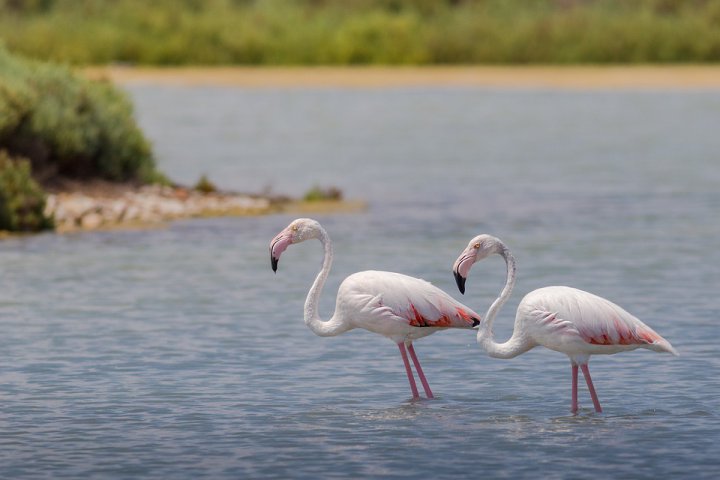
44, 194, 58, 217
61, 194, 96, 218
80, 212, 103, 230
122, 205, 141, 222
154, 198, 186, 217
107, 199, 127, 220
46, 185, 275, 232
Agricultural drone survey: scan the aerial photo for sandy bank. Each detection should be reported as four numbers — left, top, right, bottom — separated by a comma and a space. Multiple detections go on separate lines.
83, 65, 720, 90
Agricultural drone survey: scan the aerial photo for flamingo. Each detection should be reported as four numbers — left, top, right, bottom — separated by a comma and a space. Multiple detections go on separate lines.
269, 218, 481, 399
452, 234, 677, 413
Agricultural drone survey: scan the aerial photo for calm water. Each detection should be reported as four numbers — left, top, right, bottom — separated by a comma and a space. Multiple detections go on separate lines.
2, 85, 719, 479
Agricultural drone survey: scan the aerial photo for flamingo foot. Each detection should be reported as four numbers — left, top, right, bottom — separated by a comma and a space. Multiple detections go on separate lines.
398, 343, 420, 399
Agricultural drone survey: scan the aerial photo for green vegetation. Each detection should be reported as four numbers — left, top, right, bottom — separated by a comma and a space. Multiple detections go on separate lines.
303, 185, 343, 202
0, 150, 53, 232
194, 174, 217, 194
0, 46, 167, 231
1, 0, 719, 65
0, 45, 160, 183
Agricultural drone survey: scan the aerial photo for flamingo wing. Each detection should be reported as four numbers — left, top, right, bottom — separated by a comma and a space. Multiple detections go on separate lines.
520, 286, 676, 354
340, 271, 481, 329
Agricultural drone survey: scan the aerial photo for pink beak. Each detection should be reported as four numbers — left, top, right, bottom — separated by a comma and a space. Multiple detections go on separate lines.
270, 232, 293, 272
453, 252, 475, 294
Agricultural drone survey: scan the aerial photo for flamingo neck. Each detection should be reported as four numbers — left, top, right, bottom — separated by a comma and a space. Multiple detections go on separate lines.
303, 227, 349, 337
477, 242, 532, 359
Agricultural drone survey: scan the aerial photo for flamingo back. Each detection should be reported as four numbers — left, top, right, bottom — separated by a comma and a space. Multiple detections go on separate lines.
517, 286, 677, 356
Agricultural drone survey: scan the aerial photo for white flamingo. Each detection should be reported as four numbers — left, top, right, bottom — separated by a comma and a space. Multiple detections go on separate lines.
452, 234, 677, 413
270, 218, 481, 399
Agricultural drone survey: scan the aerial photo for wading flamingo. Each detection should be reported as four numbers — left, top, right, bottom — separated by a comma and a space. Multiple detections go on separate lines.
452, 234, 677, 413
270, 218, 481, 399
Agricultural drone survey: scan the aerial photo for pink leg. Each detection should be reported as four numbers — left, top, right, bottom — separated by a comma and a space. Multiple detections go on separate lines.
397, 343, 419, 399
571, 364, 579, 414
407, 343, 434, 398
580, 364, 603, 413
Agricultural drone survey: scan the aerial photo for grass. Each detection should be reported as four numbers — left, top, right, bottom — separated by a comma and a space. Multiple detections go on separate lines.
1, 0, 720, 65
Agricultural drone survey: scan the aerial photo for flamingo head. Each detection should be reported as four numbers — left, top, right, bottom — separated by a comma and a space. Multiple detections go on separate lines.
269, 218, 323, 272
452, 234, 503, 294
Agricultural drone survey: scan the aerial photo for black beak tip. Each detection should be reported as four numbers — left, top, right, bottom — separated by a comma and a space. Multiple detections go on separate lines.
271, 256, 279, 273
453, 270, 466, 295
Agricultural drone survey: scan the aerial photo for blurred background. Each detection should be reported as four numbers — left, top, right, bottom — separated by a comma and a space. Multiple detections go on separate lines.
1, 1, 719, 479
2, 0, 720, 65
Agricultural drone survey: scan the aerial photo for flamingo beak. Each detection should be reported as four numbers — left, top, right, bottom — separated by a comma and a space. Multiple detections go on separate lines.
454, 270, 466, 295
452, 251, 475, 295
269, 232, 293, 273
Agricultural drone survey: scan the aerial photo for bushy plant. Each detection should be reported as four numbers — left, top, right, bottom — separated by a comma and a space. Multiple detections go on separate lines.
0, 45, 160, 183
194, 174, 217, 194
303, 185, 343, 202
2, 0, 720, 64
0, 150, 52, 232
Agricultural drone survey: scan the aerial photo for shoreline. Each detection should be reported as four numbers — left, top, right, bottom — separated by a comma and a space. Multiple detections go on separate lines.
83, 65, 720, 90
41, 182, 365, 234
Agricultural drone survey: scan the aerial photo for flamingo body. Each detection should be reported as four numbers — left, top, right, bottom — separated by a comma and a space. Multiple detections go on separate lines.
336, 270, 481, 343
516, 286, 677, 361
453, 234, 677, 413
270, 218, 480, 399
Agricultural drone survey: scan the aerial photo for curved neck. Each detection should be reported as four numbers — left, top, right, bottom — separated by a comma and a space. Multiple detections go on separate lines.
477, 243, 532, 359
303, 227, 349, 337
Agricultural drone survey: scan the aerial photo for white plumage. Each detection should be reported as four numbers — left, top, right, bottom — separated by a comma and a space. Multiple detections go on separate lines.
518, 286, 677, 360
336, 271, 481, 342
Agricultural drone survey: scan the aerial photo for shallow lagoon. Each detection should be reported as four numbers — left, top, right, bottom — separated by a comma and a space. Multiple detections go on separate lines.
1, 86, 719, 478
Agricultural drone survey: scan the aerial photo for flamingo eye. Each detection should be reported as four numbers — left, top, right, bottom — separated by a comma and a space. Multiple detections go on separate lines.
473, 243, 481, 249
291, 225, 299, 232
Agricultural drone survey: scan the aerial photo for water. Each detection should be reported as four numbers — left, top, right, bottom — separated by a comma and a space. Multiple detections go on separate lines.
2, 85, 719, 478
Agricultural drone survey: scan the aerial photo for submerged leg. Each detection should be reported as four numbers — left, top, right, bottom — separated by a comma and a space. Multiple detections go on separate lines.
407, 343, 434, 398
571, 364, 579, 414
398, 342, 419, 399
580, 364, 603, 413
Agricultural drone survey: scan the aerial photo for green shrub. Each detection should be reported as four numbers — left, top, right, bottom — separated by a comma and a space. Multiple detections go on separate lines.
303, 185, 343, 202
0, 150, 53, 232
194, 174, 217, 194
0, 45, 161, 183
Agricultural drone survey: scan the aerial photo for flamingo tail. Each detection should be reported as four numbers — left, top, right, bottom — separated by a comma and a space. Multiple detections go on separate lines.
638, 327, 678, 356
650, 336, 678, 356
